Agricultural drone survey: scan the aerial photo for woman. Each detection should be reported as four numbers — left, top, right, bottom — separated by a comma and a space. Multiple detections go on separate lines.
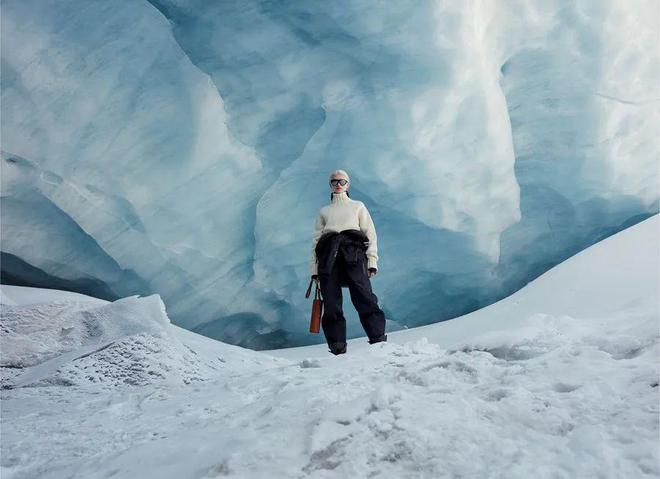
310, 169, 387, 355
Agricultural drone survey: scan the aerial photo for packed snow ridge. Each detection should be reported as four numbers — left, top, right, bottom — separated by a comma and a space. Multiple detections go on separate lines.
1, 215, 658, 478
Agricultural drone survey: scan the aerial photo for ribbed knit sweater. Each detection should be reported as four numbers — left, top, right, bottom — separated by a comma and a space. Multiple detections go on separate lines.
310, 191, 378, 275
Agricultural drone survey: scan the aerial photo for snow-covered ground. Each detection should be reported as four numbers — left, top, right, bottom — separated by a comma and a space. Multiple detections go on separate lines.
1, 215, 658, 478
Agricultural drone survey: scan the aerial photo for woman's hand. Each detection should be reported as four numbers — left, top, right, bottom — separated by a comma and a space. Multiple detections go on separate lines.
368, 268, 377, 278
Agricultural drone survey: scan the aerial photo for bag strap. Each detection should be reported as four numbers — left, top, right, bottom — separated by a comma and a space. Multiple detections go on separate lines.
306, 278, 323, 300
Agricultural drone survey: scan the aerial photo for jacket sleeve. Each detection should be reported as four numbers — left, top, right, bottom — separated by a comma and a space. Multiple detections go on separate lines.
310, 211, 325, 275
358, 203, 378, 270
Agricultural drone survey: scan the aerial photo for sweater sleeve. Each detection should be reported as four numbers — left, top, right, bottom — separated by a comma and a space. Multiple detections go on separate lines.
310, 211, 325, 275
358, 203, 378, 270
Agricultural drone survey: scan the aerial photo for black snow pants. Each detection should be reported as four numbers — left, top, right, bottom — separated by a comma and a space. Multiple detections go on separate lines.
318, 247, 387, 347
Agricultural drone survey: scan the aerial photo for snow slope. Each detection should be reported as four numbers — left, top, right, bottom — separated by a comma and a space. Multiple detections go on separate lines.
0, 215, 658, 478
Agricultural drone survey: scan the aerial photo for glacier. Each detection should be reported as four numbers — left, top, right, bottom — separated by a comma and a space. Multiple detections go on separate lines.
1, 0, 658, 349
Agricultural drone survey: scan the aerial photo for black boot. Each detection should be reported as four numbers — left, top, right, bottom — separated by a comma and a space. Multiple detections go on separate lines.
328, 342, 347, 355
368, 334, 387, 344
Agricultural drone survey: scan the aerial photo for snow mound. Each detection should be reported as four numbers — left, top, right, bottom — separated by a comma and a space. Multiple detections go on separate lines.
1, 295, 229, 388
34, 332, 222, 388
1, 295, 168, 368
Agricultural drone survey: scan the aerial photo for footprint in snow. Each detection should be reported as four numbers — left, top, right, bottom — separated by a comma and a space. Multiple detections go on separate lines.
300, 358, 322, 369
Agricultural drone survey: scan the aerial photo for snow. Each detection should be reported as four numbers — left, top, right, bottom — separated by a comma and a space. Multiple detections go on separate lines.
1, 215, 658, 478
1, 293, 281, 389
2, 0, 658, 348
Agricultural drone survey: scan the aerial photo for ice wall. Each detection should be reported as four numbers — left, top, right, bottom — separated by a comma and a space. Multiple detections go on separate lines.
493, 0, 660, 291
1, 0, 658, 348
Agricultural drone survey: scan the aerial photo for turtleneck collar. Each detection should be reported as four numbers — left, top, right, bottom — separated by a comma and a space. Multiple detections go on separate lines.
331, 191, 350, 204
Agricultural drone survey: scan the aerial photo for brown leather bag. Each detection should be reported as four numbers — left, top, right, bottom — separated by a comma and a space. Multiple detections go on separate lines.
305, 278, 323, 333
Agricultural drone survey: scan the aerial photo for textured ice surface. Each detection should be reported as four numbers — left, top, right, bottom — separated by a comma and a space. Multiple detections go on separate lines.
1, 0, 658, 348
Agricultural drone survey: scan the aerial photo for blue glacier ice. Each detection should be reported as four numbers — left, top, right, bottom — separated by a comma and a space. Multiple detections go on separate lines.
1, 0, 658, 349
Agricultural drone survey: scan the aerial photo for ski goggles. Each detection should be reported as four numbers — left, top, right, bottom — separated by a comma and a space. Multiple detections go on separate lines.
330, 179, 348, 186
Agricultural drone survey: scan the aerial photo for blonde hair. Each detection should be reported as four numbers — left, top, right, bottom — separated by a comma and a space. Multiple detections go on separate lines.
328, 169, 350, 182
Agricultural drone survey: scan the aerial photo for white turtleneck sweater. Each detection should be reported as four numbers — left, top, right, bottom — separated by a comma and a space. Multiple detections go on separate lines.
310, 191, 379, 275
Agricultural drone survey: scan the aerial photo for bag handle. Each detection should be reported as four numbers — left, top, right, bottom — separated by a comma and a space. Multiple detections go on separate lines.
305, 278, 322, 300
305, 278, 315, 298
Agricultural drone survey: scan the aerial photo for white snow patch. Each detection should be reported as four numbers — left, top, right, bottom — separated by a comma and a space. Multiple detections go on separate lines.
1, 215, 658, 478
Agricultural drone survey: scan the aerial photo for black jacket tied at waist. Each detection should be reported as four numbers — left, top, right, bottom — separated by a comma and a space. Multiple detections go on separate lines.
315, 229, 370, 277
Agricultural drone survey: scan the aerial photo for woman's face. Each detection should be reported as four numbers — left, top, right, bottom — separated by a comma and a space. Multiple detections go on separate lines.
330, 175, 349, 194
